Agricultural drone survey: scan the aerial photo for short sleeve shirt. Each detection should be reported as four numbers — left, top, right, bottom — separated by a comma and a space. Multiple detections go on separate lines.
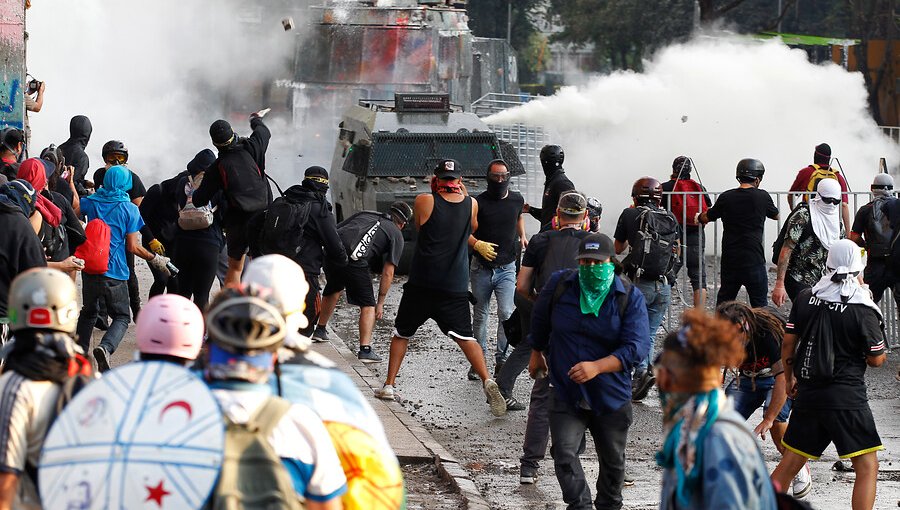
337, 212, 405, 269
704, 187, 779, 269
784, 207, 844, 287
79, 198, 145, 281
613, 205, 681, 272
789, 166, 850, 204
739, 329, 781, 374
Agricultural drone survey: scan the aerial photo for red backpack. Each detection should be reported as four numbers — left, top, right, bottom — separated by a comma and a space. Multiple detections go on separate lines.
670, 179, 708, 226
74, 219, 111, 274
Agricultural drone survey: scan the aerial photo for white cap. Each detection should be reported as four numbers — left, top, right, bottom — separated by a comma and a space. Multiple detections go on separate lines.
242, 255, 311, 349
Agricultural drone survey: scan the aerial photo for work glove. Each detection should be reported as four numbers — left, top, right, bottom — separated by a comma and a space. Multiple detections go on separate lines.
148, 239, 166, 256
149, 255, 172, 277
473, 240, 498, 262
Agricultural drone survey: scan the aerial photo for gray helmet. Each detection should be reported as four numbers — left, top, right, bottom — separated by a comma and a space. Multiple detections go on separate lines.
872, 173, 894, 190
206, 294, 286, 354
8, 268, 79, 334
736, 159, 765, 181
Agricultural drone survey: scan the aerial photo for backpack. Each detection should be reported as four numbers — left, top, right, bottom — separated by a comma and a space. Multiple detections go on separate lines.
794, 295, 835, 383
771, 203, 813, 265
206, 396, 303, 510
804, 164, 839, 200
866, 196, 894, 258
217, 156, 270, 213
256, 198, 312, 260
178, 175, 217, 230
628, 205, 679, 280
74, 218, 111, 274
533, 231, 589, 292
669, 179, 708, 226
39, 221, 66, 259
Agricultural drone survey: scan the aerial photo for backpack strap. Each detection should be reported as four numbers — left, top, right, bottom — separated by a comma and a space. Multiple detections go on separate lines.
247, 396, 292, 436
616, 276, 633, 319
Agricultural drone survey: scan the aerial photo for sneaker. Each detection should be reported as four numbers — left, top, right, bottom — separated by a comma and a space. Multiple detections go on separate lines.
467, 365, 479, 381
358, 346, 382, 363
374, 384, 395, 401
93, 346, 111, 373
483, 378, 507, 417
520, 465, 537, 484
312, 326, 330, 343
623, 470, 635, 487
792, 462, 812, 499
631, 370, 656, 402
505, 396, 526, 411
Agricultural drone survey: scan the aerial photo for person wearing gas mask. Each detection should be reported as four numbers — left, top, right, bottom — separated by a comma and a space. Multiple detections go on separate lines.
466, 160, 526, 381
525, 144, 575, 228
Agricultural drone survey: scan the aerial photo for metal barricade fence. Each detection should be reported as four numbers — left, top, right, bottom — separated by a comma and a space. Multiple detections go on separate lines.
660, 190, 899, 349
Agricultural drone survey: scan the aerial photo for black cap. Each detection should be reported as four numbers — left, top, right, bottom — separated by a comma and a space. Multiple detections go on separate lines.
187, 149, 216, 176
209, 120, 235, 147
557, 191, 587, 215
434, 159, 461, 180
577, 233, 614, 261
304, 166, 329, 179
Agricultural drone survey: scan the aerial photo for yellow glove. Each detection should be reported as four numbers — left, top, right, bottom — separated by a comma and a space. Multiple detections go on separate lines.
148, 239, 166, 256
473, 240, 498, 262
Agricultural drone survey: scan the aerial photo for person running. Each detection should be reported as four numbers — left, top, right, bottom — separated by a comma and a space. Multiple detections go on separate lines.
466, 159, 525, 378
788, 143, 851, 229
134, 294, 204, 366
74, 165, 172, 372
374, 159, 506, 417
773, 179, 845, 307
529, 233, 648, 510
849, 173, 897, 305
317, 201, 411, 362
698, 158, 779, 307
203, 290, 347, 509
772, 239, 886, 510
655, 310, 776, 509
524, 144, 574, 227
716, 301, 811, 498
614, 177, 681, 401
57, 115, 92, 197
0, 269, 93, 509
662, 156, 711, 308
193, 110, 273, 288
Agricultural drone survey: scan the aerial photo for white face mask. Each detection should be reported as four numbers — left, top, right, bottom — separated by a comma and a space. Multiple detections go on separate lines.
817, 201, 839, 215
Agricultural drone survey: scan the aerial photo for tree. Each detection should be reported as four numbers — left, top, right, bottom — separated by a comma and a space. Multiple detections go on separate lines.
847, 0, 896, 125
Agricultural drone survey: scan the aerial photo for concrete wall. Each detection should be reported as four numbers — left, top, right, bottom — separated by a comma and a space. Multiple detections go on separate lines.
0, 0, 25, 130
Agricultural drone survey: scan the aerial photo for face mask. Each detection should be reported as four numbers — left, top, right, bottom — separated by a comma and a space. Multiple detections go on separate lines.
816, 200, 839, 215
486, 179, 509, 198
578, 262, 615, 316
304, 178, 329, 194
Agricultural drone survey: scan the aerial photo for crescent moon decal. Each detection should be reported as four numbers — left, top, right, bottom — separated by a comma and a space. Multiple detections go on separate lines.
159, 400, 193, 422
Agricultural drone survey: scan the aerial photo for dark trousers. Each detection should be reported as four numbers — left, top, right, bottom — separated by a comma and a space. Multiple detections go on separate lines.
717, 264, 768, 307
784, 275, 809, 303
173, 242, 220, 310
549, 393, 632, 510
126, 251, 141, 315
497, 293, 534, 398
301, 273, 320, 337
521, 375, 551, 469
76, 274, 130, 354
865, 258, 899, 304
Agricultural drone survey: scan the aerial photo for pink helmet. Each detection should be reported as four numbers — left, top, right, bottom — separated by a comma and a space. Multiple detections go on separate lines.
136, 294, 205, 361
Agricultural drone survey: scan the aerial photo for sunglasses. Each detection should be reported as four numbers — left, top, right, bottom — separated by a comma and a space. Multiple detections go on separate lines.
820, 197, 840, 205
488, 171, 510, 182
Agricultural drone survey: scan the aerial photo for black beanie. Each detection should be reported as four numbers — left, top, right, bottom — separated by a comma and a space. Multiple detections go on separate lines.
304, 166, 328, 179
814, 143, 831, 165
187, 149, 216, 176
209, 120, 235, 147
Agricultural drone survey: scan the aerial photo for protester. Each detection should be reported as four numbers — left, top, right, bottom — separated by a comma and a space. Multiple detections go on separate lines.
788, 142, 852, 228
57, 115, 92, 197
203, 289, 347, 509
466, 159, 525, 378
0, 127, 25, 181
586, 196, 602, 232
772, 239, 886, 510
374, 159, 506, 417
662, 156, 712, 308
0, 269, 92, 509
134, 294, 204, 366
39, 145, 79, 223
529, 233, 648, 510
614, 176, 681, 401
318, 201, 411, 362
849, 173, 897, 304
74, 165, 172, 372
524, 144, 574, 227
698, 158, 779, 307
23, 79, 44, 148
773, 179, 845, 306
655, 310, 776, 509
193, 111, 273, 288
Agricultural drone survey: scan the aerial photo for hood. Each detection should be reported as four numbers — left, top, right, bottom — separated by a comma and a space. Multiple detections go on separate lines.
0, 179, 37, 217
187, 149, 216, 176
284, 184, 320, 202
67, 115, 92, 146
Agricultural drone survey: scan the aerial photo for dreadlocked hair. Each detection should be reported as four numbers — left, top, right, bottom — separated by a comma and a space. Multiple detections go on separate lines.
664, 309, 744, 370
715, 301, 785, 344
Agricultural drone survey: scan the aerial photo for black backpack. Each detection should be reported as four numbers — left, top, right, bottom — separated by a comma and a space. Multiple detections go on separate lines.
771, 203, 813, 265
628, 205, 679, 280
866, 196, 894, 258
794, 294, 835, 383
39, 220, 66, 259
255, 197, 312, 260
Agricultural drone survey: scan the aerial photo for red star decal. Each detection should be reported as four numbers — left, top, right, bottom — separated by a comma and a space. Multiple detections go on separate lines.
145, 480, 171, 507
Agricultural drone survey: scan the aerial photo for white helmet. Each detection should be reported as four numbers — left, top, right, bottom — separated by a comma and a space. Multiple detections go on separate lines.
242, 254, 311, 350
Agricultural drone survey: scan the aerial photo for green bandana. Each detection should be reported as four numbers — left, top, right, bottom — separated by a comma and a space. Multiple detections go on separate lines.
578, 262, 615, 316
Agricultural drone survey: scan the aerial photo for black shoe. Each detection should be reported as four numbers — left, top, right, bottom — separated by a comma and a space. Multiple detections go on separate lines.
93, 346, 111, 373
520, 465, 537, 484
95, 318, 109, 331
505, 396, 526, 411
623, 470, 635, 487
312, 326, 329, 343
467, 366, 479, 381
631, 370, 656, 402
357, 346, 382, 363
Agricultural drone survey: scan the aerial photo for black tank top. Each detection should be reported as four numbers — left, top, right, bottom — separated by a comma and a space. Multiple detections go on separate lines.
409, 193, 472, 293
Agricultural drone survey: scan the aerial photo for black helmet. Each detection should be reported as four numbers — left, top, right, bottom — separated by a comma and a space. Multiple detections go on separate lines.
389, 201, 413, 224
539, 145, 564, 173
586, 196, 602, 218
736, 158, 765, 181
0, 127, 24, 154
631, 177, 663, 203
101, 140, 128, 163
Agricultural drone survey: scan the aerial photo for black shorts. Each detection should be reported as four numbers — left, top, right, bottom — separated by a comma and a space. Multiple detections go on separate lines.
393, 284, 474, 341
224, 222, 250, 260
782, 407, 884, 460
323, 263, 375, 307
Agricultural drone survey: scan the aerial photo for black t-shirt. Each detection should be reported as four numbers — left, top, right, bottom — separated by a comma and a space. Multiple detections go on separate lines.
613, 204, 681, 273
852, 197, 897, 258
93, 167, 147, 201
474, 190, 523, 267
739, 329, 781, 374
786, 289, 886, 410
337, 211, 405, 270
705, 187, 778, 269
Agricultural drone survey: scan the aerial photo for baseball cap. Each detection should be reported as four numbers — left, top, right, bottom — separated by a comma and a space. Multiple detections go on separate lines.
434, 159, 461, 180
557, 191, 587, 215
577, 233, 614, 261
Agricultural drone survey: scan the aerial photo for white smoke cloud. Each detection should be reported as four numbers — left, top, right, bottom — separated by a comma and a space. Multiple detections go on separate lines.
24, 0, 307, 185
488, 35, 900, 231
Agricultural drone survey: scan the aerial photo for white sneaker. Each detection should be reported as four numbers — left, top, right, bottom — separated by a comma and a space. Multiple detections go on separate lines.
374, 384, 395, 401
483, 378, 507, 417
792, 462, 812, 499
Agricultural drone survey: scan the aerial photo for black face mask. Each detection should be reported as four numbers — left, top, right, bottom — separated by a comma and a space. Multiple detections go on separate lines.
303, 178, 329, 195
486, 179, 509, 198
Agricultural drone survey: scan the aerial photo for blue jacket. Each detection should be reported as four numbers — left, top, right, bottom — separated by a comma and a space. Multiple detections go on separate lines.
531, 270, 650, 414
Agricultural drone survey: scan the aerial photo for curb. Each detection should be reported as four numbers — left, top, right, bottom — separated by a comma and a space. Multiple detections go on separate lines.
326, 335, 492, 510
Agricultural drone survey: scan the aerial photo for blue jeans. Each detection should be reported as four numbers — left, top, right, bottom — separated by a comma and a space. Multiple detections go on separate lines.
725, 375, 792, 423
470, 260, 516, 364
633, 278, 670, 373
76, 273, 131, 354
